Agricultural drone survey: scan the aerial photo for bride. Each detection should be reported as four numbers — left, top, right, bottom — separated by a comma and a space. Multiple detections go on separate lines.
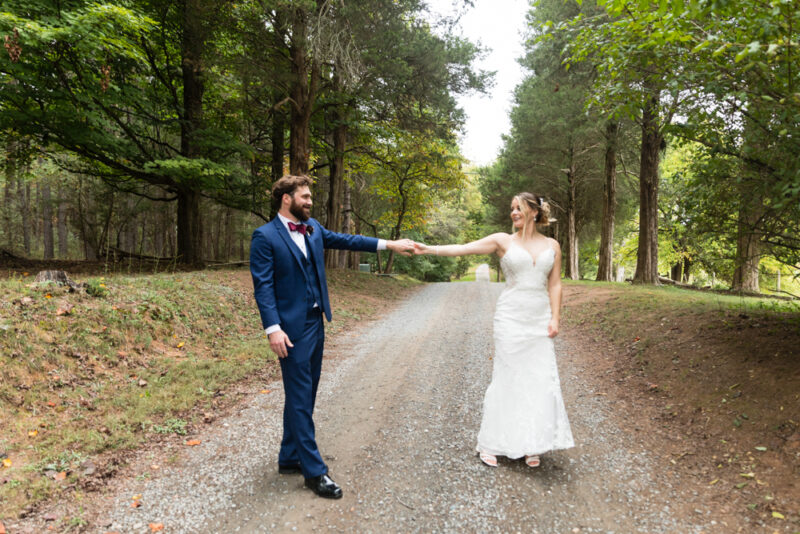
414, 192, 574, 467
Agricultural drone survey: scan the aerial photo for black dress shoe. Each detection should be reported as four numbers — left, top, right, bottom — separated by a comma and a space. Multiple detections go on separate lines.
304, 473, 343, 499
278, 463, 302, 475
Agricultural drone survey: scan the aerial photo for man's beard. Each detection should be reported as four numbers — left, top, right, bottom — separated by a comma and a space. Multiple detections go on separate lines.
289, 198, 310, 221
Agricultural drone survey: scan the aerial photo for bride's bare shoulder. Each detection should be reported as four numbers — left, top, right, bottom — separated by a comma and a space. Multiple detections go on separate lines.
546, 237, 561, 253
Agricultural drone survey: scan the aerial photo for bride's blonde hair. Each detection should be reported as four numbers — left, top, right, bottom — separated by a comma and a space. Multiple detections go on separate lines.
513, 192, 551, 236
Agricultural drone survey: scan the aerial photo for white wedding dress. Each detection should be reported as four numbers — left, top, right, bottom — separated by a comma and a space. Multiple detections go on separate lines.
476, 242, 575, 458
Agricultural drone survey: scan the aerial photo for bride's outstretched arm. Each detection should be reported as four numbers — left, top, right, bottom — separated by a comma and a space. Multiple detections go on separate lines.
547, 240, 563, 338
413, 233, 506, 257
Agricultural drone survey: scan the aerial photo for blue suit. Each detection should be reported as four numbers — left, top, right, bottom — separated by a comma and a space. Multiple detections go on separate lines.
250, 216, 379, 478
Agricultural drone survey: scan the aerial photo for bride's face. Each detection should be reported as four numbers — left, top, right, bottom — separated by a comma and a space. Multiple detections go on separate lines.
510, 199, 525, 229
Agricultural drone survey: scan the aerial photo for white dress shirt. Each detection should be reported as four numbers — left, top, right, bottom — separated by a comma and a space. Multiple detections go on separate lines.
265, 213, 387, 336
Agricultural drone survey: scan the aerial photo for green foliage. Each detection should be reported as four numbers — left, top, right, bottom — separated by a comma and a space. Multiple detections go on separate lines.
84, 279, 108, 298
151, 418, 188, 436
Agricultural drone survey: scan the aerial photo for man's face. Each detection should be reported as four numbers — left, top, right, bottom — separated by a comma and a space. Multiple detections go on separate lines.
288, 185, 312, 221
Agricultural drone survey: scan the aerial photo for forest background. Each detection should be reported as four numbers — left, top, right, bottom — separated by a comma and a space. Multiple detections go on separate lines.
1, 0, 799, 295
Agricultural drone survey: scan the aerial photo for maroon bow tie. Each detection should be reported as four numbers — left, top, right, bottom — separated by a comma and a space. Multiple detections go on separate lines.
288, 221, 307, 235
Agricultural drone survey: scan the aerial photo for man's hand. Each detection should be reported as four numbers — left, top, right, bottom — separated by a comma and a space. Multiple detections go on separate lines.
269, 329, 294, 358
547, 319, 559, 338
386, 238, 416, 257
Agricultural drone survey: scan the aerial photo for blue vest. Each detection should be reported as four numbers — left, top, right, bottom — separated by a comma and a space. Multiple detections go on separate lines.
301, 238, 324, 311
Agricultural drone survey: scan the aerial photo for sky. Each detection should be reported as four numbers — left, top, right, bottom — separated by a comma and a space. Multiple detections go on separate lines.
426, 0, 531, 166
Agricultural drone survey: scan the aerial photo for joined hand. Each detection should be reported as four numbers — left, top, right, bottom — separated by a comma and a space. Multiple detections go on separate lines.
413, 242, 429, 255
387, 238, 416, 257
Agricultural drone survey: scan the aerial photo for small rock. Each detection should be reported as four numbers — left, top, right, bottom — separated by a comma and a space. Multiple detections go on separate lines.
81, 460, 97, 477
138, 379, 148, 387
43, 513, 58, 522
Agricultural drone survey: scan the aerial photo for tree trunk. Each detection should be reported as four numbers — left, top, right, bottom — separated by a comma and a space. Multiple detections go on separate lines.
731, 192, 762, 292
633, 89, 662, 284
3, 141, 16, 252
41, 181, 54, 260
178, 0, 207, 265
123, 195, 137, 254
339, 181, 353, 269
670, 261, 682, 282
57, 185, 68, 258
288, 7, 319, 176
325, 84, 348, 269
348, 202, 360, 269
78, 199, 98, 261
271, 96, 286, 189
176, 189, 202, 265
20, 180, 31, 255
566, 173, 579, 280
596, 121, 618, 282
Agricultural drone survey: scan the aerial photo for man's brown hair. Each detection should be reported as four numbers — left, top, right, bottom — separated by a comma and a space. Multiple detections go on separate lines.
271, 175, 313, 211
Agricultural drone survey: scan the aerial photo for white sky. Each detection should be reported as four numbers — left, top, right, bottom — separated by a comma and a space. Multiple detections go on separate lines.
426, 0, 531, 166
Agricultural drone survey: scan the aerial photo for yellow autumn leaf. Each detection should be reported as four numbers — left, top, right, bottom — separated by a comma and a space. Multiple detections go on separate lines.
708, 479, 719, 485
28, 430, 38, 437
2, 458, 11, 468
740, 472, 755, 478
45, 294, 52, 299
772, 511, 784, 519
177, 342, 185, 348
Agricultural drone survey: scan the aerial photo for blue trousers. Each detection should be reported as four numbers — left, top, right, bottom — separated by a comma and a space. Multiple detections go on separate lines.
277, 308, 327, 478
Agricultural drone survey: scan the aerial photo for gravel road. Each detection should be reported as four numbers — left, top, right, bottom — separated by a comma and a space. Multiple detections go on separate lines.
91, 281, 718, 533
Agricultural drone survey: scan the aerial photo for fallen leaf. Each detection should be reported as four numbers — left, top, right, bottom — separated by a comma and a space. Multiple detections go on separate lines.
708, 479, 719, 485
54, 471, 67, 481
28, 430, 38, 437
149, 523, 164, 532
740, 472, 755, 478
56, 303, 74, 316
45, 294, 52, 299
177, 342, 185, 349
138, 379, 148, 387
260, 389, 271, 394
185, 439, 201, 446
735, 482, 748, 489
133, 494, 142, 500
755, 446, 767, 452
47, 401, 56, 407
2, 458, 11, 468
131, 501, 141, 508
772, 511, 785, 519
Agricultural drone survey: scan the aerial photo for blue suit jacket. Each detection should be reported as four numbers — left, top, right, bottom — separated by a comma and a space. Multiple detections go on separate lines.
250, 217, 379, 341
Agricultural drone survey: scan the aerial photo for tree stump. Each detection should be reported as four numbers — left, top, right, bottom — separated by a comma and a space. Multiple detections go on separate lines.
34, 270, 84, 292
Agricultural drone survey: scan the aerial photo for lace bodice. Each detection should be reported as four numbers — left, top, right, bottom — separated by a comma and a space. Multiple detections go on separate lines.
500, 243, 555, 290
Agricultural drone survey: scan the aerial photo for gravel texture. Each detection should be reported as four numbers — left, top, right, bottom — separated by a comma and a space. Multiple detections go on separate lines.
24, 281, 724, 533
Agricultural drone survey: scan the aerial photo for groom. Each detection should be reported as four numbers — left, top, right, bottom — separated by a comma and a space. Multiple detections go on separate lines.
250, 174, 413, 499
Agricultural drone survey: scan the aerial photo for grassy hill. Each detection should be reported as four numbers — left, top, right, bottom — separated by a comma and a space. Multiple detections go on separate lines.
561, 281, 800, 526
0, 268, 418, 518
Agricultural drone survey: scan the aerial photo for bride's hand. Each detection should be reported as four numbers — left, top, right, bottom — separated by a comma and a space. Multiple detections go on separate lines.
547, 319, 559, 338
413, 242, 429, 255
